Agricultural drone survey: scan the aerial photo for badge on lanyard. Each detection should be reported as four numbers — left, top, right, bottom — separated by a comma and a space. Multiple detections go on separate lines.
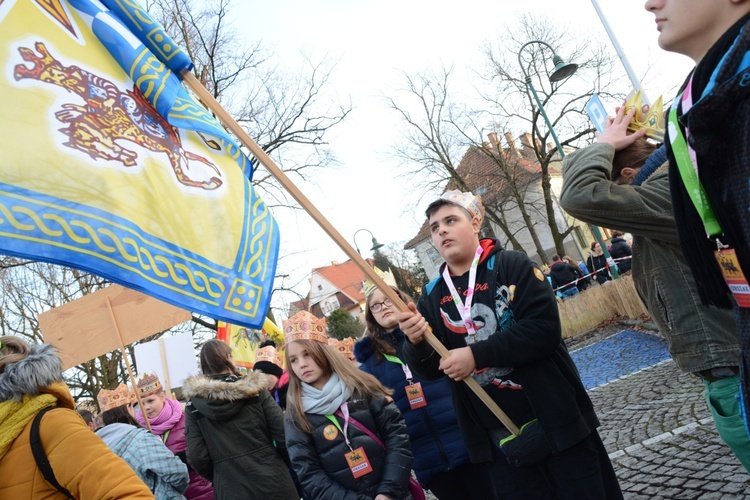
715, 248, 750, 307
406, 382, 427, 410
345, 447, 374, 478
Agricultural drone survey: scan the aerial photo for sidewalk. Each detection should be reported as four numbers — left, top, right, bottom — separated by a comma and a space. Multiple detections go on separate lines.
574, 330, 750, 499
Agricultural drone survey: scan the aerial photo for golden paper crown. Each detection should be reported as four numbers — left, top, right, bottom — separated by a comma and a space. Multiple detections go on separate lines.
283, 311, 328, 345
136, 373, 163, 397
255, 345, 282, 367
624, 90, 665, 142
327, 337, 356, 361
441, 190, 485, 222
97, 384, 132, 412
363, 267, 398, 299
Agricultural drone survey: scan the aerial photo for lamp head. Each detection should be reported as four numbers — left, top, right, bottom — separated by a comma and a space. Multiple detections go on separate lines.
549, 55, 578, 82
370, 237, 384, 252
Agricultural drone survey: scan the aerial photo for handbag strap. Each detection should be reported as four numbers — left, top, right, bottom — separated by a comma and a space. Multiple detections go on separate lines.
334, 410, 385, 449
30, 407, 74, 499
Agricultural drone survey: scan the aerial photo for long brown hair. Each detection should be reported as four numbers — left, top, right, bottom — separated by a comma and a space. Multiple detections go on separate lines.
200, 339, 240, 376
363, 287, 415, 362
0, 335, 31, 375
285, 340, 393, 433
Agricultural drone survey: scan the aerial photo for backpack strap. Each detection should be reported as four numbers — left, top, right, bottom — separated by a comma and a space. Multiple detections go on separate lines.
30, 406, 74, 499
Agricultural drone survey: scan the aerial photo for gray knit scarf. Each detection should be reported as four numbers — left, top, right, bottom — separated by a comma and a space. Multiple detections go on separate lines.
301, 372, 351, 415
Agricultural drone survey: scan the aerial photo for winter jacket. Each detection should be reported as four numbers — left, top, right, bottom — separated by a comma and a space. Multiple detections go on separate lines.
354, 329, 470, 486
548, 260, 580, 293
560, 142, 738, 373
182, 371, 297, 500
141, 406, 213, 500
403, 239, 599, 463
0, 344, 152, 499
285, 391, 413, 500
586, 253, 611, 285
609, 237, 632, 273
96, 423, 189, 499
665, 15, 750, 422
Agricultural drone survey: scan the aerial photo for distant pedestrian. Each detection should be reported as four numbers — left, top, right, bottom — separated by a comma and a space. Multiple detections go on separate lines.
609, 231, 632, 274
564, 256, 589, 291
549, 255, 581, 299
587, 241, 612, 285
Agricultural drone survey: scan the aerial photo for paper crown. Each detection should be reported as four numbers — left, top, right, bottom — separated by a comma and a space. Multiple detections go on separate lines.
441, 190, 485, 222
624, 90, 665, 142
327, 337, 355, 361
363, 267, 398, 299
136, 373, 163, 397
255, 345, 283, 367
97, 384, 133, 412
283, 311, 328, 345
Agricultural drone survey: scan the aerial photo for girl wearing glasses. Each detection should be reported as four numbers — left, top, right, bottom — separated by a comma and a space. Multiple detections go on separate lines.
355, 284, 483, 499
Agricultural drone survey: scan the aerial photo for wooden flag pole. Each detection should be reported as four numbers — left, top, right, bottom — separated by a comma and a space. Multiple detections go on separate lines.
106, 297, 152, 433
179, 71, 519, 436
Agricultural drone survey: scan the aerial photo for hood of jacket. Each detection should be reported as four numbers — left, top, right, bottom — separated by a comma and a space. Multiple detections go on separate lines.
0, 343, 69, 404
182, 371, 267, 421
96, 422, 138, 448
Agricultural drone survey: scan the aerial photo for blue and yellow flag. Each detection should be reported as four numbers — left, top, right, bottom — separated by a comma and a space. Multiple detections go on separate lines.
0, 0, 279, 328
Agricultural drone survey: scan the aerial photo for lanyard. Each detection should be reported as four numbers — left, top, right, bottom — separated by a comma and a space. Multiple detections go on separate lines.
383, 353, 414, 382
442, 246, 483, 338
667, 77, 722, 237
325, 402, 352, 450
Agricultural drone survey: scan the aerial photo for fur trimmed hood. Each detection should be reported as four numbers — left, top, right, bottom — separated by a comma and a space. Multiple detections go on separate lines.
0, 343, 64, 402
183, 371, 269, 422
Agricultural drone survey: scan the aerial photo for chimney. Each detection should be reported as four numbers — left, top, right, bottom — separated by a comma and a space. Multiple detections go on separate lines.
504, 132, 520, 157
487, 132, 500, 151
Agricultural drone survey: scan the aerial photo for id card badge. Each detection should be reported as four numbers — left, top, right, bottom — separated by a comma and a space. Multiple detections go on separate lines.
406, 382, 427, 410
715, 248, 750, 307
345, 446, 374, 478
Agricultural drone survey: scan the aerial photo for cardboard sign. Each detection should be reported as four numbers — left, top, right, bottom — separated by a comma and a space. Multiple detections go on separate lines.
39, 284, 191, 369
134, 332, 198, 391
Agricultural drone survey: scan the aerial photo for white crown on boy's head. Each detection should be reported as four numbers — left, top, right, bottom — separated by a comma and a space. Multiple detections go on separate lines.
441, 190, 485, 223
362, 266, 398, 299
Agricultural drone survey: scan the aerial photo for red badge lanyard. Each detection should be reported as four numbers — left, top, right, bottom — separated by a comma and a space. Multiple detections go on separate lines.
442, 246, 483, 339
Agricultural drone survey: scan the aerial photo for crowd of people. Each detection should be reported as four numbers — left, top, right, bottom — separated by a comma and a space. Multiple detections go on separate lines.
2, 1, 750, 498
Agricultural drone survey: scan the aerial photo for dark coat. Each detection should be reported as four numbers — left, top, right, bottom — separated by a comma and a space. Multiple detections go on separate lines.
403, 240, 600, 463
285, 392, 413, 500
354, 330, 470, 486
182, 371, 298, 500
609, 237, 632, 273
548, 260, 579, 293
586, 253, 611, 285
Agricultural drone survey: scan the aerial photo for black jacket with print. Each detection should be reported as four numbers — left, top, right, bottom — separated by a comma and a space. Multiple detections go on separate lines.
402, 239, 599, 463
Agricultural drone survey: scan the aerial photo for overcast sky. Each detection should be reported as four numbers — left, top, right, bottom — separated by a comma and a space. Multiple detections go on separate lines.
233, 0, 694, 318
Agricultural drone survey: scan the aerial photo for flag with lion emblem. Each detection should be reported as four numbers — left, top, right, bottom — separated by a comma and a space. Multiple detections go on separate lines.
0, 0, 279, 328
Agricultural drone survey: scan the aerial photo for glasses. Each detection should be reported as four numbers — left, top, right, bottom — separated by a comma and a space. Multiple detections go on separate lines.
370, 298, 394, 313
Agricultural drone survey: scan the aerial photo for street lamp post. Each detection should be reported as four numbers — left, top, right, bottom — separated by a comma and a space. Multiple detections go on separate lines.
517, 40, 619, 278
353, 229, 384, 256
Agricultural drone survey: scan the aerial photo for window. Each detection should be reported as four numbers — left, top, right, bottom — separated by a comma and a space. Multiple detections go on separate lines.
317, 284, 323, 291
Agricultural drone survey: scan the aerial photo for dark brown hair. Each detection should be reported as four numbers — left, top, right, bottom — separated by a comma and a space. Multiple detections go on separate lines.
364, 287, 415, 362
101, 405, 140, 427
285, 340, 392, 434
200, 339, 240, 376
611, 137, 657, 182
425, 199, 473, 221
0, 336, 30, 375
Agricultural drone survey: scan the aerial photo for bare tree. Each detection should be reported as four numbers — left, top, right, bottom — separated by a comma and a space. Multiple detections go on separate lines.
481, 14, 623, 256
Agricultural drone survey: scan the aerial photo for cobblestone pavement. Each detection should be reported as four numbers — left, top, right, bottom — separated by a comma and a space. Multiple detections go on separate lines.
588, 351, 750, 498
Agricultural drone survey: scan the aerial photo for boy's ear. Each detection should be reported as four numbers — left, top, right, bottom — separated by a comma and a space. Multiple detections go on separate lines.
472, 216, 482, 234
